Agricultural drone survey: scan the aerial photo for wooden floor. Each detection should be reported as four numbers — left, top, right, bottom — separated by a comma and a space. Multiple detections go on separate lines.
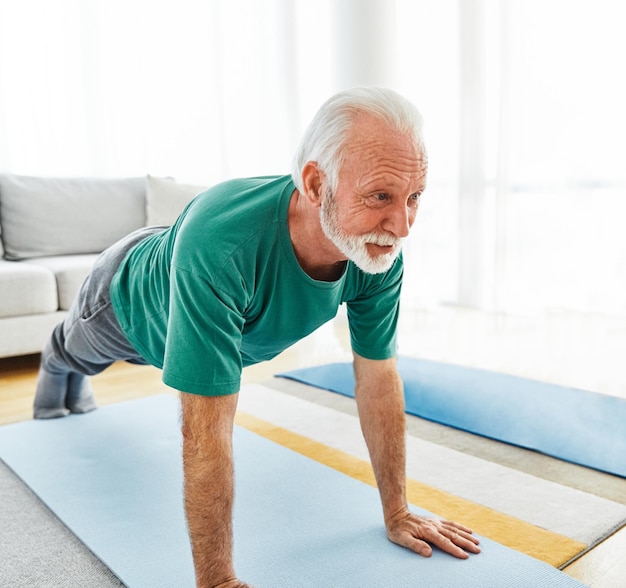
1, 313, 625, 587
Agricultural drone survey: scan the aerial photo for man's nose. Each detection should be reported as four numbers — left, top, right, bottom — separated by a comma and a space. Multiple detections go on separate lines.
382, 202, 413, 238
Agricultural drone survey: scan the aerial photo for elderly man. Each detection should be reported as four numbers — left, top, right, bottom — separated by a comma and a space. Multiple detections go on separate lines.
34, 87, 480, 587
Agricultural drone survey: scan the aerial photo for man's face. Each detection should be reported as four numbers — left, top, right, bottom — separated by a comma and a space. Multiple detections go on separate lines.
319, 113, 427, 274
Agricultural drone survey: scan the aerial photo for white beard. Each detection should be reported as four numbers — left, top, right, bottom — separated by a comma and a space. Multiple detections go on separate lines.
320, 191, 403, 274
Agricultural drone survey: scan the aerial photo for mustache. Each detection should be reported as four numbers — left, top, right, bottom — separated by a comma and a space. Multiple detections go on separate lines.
362, 233, 403, 248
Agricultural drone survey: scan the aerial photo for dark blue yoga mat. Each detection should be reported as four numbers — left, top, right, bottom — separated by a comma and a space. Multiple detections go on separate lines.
0, 396, 589, 588
278, 357, 626, 478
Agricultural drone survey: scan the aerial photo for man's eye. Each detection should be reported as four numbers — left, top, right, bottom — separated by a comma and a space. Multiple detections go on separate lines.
365, 193, 388, 208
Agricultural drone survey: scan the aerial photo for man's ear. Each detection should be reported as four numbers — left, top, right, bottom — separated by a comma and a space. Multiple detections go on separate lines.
300, 162, 326, 208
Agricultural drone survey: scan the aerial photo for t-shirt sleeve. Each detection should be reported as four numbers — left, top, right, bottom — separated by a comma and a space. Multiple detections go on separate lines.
345, 257, 403, 360
162, 264, 245, 395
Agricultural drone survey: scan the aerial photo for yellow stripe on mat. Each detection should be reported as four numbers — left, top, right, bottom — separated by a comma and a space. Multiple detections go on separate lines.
235, 411, 586, 568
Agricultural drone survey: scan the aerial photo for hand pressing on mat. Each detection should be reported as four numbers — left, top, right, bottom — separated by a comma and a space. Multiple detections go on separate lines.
385, 508, 481, 559
353, 355, 480, 561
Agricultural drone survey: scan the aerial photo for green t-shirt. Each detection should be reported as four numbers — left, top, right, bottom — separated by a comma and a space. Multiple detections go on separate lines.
110, 175, 403, 395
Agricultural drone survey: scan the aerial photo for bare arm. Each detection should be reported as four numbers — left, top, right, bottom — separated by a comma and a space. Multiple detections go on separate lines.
180, 392, 251, 588
353, 353, 407, 521
353, 353, 480, 559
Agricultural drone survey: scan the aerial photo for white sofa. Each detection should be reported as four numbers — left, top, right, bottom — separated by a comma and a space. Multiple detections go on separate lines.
0, 174, 205, 358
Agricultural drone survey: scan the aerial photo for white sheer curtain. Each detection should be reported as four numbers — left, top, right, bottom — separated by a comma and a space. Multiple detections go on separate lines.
0, 0, 336, 183
1, 0, 624, 317
395, 0, 626, 318
489, 0, 626, 317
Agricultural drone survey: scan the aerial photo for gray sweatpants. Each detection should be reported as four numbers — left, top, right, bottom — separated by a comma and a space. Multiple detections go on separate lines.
41, 226, 166, 377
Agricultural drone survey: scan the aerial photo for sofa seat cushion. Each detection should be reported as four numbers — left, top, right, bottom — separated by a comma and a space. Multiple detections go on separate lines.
26, 255, 98, 311
0, 174, 146, 260
0, 260, 57, 318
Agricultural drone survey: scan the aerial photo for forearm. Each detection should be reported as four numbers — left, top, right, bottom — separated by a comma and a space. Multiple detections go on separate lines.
353, 356, 408, 522
181, 392, 239, 588
183, 437, 235, 585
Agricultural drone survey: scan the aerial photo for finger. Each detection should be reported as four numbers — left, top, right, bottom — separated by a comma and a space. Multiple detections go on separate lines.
440, 519, 478, 537
442, 528, 482, 554
388, 529, 434, 558
440, 522, 481, 549
429, 533, 471, 559
421, 526, 479, 559
442, 526, 481, 548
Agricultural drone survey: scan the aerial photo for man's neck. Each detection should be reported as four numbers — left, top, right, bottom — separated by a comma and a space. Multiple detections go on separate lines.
287, 189, 347, 282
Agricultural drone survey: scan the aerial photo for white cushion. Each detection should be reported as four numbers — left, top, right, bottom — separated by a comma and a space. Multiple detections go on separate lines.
0, 174, 146, 260
0, 312, 67, 357
0, 260, 57, 318
26, 255, 98, 311
145, 175, 206, 226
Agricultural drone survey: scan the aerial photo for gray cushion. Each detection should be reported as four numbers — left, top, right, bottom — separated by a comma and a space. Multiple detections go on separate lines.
146, 175, 206, 226
26, 255, 98, 310
0, 174, 146, 260
0, 260, 57, 318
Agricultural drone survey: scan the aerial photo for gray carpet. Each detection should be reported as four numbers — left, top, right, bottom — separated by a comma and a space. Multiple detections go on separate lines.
0, 459, 124, 588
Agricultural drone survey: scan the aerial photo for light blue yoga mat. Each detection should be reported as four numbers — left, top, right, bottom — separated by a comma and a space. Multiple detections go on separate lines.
0, 396, 588, 587
278, 357, 626, 478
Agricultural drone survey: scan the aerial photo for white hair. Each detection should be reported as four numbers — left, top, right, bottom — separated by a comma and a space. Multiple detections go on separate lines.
292, 87, 425, 192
